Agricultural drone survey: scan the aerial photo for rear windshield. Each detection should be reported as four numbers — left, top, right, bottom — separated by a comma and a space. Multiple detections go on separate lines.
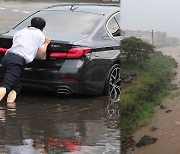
14, 10, 103, 35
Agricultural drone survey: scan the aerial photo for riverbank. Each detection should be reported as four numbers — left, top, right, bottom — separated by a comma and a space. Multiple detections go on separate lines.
120, 50, 177, 132
126, 46, 180, 154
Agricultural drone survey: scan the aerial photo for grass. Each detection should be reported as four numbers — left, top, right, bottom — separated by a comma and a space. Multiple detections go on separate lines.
120, 52, 177, 132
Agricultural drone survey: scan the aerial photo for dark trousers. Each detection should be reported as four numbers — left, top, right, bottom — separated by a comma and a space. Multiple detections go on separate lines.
1, 52, 25, 94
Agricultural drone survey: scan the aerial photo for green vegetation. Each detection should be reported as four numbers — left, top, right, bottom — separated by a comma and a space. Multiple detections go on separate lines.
120, 37, 155, 64
120, 38, 177, 132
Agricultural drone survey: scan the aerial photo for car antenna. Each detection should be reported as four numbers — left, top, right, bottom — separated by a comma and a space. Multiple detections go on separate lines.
70, 4, 78, 11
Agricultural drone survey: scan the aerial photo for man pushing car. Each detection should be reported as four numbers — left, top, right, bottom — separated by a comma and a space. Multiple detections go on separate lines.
0, 17, 51, 102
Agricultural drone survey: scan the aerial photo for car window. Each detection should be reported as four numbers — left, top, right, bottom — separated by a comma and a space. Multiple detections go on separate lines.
14, 10, 103, 35
107, 13, 120, 37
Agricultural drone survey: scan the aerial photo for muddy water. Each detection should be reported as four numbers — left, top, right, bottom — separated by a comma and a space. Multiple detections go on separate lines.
0, 91, 120, 153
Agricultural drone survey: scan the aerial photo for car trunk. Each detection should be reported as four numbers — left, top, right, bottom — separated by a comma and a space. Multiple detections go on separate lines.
0, 30, 88, 80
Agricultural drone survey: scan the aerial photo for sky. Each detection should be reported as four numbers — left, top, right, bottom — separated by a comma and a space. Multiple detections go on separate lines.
121, 0, 180, 37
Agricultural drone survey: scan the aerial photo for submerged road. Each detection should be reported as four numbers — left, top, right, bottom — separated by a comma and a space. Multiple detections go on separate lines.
0, 1, 120, 153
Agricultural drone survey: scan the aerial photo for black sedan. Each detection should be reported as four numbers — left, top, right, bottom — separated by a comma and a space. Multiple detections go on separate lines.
0, 4, 121, 101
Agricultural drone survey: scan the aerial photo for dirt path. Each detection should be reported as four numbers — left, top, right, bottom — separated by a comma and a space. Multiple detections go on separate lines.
127, 46, 180, 154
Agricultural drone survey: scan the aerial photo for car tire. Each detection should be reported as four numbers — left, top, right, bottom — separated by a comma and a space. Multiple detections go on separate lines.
104, 64, 121, 102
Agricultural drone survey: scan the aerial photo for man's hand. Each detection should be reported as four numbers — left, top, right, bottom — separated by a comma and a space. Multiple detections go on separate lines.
45, 37, 51, 44
36, 37, 51, 58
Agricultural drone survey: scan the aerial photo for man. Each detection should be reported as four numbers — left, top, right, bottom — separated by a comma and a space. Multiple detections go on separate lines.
0, 17, 51, 102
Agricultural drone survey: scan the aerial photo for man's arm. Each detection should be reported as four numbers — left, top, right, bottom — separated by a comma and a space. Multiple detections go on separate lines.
36, 37, 51, 58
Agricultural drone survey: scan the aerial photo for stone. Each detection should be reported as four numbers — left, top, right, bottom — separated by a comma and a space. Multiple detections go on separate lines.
166, 110, 172, 113
136, 135, 158, 147
149, 126, 158, 132
160, 104, 167, 109
121, 133, 136, 152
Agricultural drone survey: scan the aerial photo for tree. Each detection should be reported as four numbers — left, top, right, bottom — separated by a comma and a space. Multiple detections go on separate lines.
120, 37, 155, 64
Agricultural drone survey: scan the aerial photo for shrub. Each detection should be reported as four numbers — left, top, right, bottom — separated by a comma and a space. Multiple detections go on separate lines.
120, 52, 177, 131
120, 37, 155, 64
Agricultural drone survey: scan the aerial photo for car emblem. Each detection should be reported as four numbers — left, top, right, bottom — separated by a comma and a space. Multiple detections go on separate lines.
51, 44, 61, 48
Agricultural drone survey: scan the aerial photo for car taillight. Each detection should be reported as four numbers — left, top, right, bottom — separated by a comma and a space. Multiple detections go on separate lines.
50, 53, 66, 58
50, 48, 92, 59
0, 48, 8, 53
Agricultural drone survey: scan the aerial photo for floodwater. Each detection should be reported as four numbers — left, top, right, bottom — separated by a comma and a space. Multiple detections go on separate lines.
0, 91, 120, 154
0, 1, 120, 153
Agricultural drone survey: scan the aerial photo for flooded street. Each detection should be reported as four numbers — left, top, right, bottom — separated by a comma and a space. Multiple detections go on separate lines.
0, 1, 120, 153
0, 91, 120, 153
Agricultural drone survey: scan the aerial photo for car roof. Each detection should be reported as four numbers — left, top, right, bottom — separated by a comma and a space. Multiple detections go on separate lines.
44, 3, 120, 16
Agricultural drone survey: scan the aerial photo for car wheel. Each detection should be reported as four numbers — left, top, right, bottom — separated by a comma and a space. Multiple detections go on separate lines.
104, 64, 121, 102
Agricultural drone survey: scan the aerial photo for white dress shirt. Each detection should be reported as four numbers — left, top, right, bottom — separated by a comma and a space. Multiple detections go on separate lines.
7, 27, 45, 63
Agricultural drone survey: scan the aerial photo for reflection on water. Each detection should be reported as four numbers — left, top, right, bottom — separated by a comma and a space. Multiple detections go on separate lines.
0, 93, 120, 153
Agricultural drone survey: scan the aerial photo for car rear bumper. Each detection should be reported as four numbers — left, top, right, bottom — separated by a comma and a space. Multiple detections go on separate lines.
21, 78, 80, 94
0, 57, 107, 95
